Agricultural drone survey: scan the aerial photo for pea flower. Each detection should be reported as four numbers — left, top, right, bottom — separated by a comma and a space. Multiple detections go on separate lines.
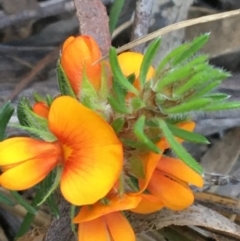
61, 35, 102, 95
132, 121, 203, 212
0, 96, 123, 206
73, 194, 141, 241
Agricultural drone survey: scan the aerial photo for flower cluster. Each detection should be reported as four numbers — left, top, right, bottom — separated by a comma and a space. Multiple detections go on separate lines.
0, 35, 205, 241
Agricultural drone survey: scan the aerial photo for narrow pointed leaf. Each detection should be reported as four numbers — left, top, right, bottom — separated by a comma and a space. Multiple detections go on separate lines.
203, 102, 240, 111
0, 101, 14, 140
134, 116, 160, 153
11, 191, 37, 215
167, 123, 210, 144
172, 33, 210, 65
109, 47, 139, 95
108, 96, 129, 113
0, 191, 15, 206
109, 0, 125, 34
158, 119, 203, 174
139, 38, 161, 86
163, 98, 211, 114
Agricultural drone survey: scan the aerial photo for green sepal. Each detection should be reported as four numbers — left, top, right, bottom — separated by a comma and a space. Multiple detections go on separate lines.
112, 117, 125, 134
167, 123, 210, 144
108, 96, 129, 113
139, 38, 161, 87
131, 97, 146, 111
11, 191, 37, 214
134, 116, 160, 153
172, 33, 210, 66
80, 71, 98, 109
158, 119, 203, 174
0, 191, 15, 206
33, 93, 46, 103
109, 47, 139, 95
163, 98, 211, 114
37, 167, 62, 206
0, 101, 14, 140
56, 60, 76, 98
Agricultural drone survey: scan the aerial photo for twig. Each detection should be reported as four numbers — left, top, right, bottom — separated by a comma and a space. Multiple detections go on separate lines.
116, 8, 240, 54
6, 48, 59, 101
130, 0, 153, 53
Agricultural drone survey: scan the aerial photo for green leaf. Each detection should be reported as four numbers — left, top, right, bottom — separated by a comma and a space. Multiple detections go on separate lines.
139, 38, 161, 87
131, 97, 146, 111
109, 47, 138, 95
187, 80, 222, 100
206, 93, 230, 101
156, 43, 190, 75
134, 116, 160, 153
158, 119, 203, 174
46, 194, 59, 218
112, 117, 125, 134
0, 191, 15, 206
172, 33, 210, 65
11, 191, 37, 214
109, 0, 125, 34
163, 98, 211, 114
56, 60, 76, 98
202, 101, 240, 111
0, 101, 14, 140
15, 189, 44, 238
167, 123, 210, 144
155, 56, 209, 92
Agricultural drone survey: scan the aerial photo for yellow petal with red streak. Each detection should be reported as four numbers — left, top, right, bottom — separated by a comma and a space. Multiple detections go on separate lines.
0, 141, 60, 190
48, 96, 123, 206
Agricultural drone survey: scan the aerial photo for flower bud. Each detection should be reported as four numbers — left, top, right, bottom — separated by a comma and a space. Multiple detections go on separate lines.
61, 35, 102, 95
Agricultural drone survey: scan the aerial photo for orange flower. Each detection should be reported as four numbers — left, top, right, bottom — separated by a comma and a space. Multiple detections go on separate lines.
61, 35, 102, 95
131, 121, 203, 212
73, 194, 141, 241
0, 96, 123, 206
147, 155, 203, 210
32, 101, 49, 118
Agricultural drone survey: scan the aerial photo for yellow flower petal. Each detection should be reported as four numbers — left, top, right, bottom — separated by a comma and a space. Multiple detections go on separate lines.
157, 156, 204, 188
0, 137, 60, 166
48, 96, 123, 206
148, 171, 194, 210
0, 139, 60, 190
106, 212, 135, 241
78, 217, 108, 241
117, 52, 154, 80
73, 194, 141, 223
